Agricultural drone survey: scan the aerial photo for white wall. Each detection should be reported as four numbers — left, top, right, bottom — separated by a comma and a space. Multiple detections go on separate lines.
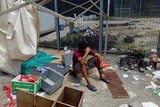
38, 10, 55, 33
38, 10, 67, 34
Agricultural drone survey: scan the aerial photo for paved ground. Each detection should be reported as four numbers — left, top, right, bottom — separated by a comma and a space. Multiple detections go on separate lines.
63, 54, 160, 107
0, 51, 160, 107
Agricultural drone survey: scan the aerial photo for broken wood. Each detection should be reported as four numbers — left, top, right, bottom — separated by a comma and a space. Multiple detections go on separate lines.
105, 70, 129, 98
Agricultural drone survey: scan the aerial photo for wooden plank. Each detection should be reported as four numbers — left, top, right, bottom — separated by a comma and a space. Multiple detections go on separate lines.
16, 89, 34, 107
36, 95, 54, 107
57, 86, 84, 107
53, 101, 74, 107
105, 70, 129, 98
17, 89, 55, 107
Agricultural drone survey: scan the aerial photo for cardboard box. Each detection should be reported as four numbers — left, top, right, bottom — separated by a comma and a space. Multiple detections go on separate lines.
41, 67, 64, 94
57, 87, 84, 107
16, 89, 55, 107
11, 75, 41, 94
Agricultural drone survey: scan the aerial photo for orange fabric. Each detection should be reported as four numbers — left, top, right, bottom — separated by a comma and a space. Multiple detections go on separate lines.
101, 63, 110, 68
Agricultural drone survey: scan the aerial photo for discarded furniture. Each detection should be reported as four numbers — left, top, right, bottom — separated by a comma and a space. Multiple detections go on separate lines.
16, 89, 55, 107
57, 86, 84, 107
16, 86, 84, 107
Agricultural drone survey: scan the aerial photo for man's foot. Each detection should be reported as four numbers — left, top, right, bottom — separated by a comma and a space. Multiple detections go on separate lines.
100, 78, 110, 83
87, 85, 97, 92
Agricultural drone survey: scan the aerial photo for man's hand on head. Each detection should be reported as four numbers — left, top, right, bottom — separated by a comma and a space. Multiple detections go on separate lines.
85, 47, 91, 53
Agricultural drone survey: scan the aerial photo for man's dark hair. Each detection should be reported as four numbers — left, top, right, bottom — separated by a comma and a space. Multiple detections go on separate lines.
78, 41, 89, 50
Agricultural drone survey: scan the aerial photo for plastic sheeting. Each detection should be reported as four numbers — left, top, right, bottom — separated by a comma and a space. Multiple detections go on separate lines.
0, 0, 39, 76
7, 0, 39, 60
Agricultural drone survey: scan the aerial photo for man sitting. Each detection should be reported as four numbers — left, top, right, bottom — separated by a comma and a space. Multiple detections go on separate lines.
73, 41, 109, 92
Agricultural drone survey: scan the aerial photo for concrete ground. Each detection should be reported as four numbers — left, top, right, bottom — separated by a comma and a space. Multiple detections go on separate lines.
0, 50, 160, 107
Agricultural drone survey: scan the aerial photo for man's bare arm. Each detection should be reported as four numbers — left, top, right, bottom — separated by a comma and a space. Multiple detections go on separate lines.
79, 47, 91, 64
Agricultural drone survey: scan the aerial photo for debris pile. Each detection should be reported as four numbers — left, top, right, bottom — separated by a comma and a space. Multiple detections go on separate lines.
118, 52, 151, 72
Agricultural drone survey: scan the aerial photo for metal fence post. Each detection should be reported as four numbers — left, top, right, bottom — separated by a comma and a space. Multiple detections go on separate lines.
99, 0, 103, 54
54, 0, 60, 49
104, 0, 110, 58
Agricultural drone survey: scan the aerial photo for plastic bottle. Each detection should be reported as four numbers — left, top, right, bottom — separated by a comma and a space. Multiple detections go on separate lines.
71, 83, 81, 87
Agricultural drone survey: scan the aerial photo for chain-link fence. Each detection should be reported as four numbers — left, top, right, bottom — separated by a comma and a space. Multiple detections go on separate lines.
39, 0, 160, 54
106, 0, 160, 54
106, 17, 160, 53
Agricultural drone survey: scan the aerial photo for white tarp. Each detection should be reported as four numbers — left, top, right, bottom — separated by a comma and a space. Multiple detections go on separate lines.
0, 0, 39, 76
7, 0, 39, 60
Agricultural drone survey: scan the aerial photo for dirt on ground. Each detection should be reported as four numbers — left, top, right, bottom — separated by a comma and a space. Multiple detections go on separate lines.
0, 51, 160, 107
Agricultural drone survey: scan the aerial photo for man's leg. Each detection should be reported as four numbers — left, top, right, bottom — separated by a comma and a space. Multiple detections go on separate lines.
87, 57, 110, 83
87, 57, 103, 77
73, 63, 97, 91
74, 63, 92, 85
79, 63, 92, 85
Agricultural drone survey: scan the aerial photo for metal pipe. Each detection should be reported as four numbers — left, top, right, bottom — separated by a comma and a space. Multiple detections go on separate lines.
104, 0, 110, 58
61, 0, 100, 16
99, 0, 103, 54
139, 0, 142, 16
39, 0, 52, 5
73, 0, 100, 21
23, 0, 74, 22
89, 0, 107, 17
54, 0, 60, 50
0, 3, 29, 16
120, 0, 122, 17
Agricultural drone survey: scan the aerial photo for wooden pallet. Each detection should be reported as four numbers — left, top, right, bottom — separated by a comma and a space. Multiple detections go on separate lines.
105, 70, 129, 98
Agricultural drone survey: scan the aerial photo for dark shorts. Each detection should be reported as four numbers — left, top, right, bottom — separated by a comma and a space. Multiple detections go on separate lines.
73, 57, 96, 72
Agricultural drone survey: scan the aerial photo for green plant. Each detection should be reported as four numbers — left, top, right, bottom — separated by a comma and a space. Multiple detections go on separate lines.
134, 34, 143, 38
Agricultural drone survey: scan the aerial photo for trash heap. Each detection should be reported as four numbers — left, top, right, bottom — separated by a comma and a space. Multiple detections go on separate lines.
118, 54, 151, 73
